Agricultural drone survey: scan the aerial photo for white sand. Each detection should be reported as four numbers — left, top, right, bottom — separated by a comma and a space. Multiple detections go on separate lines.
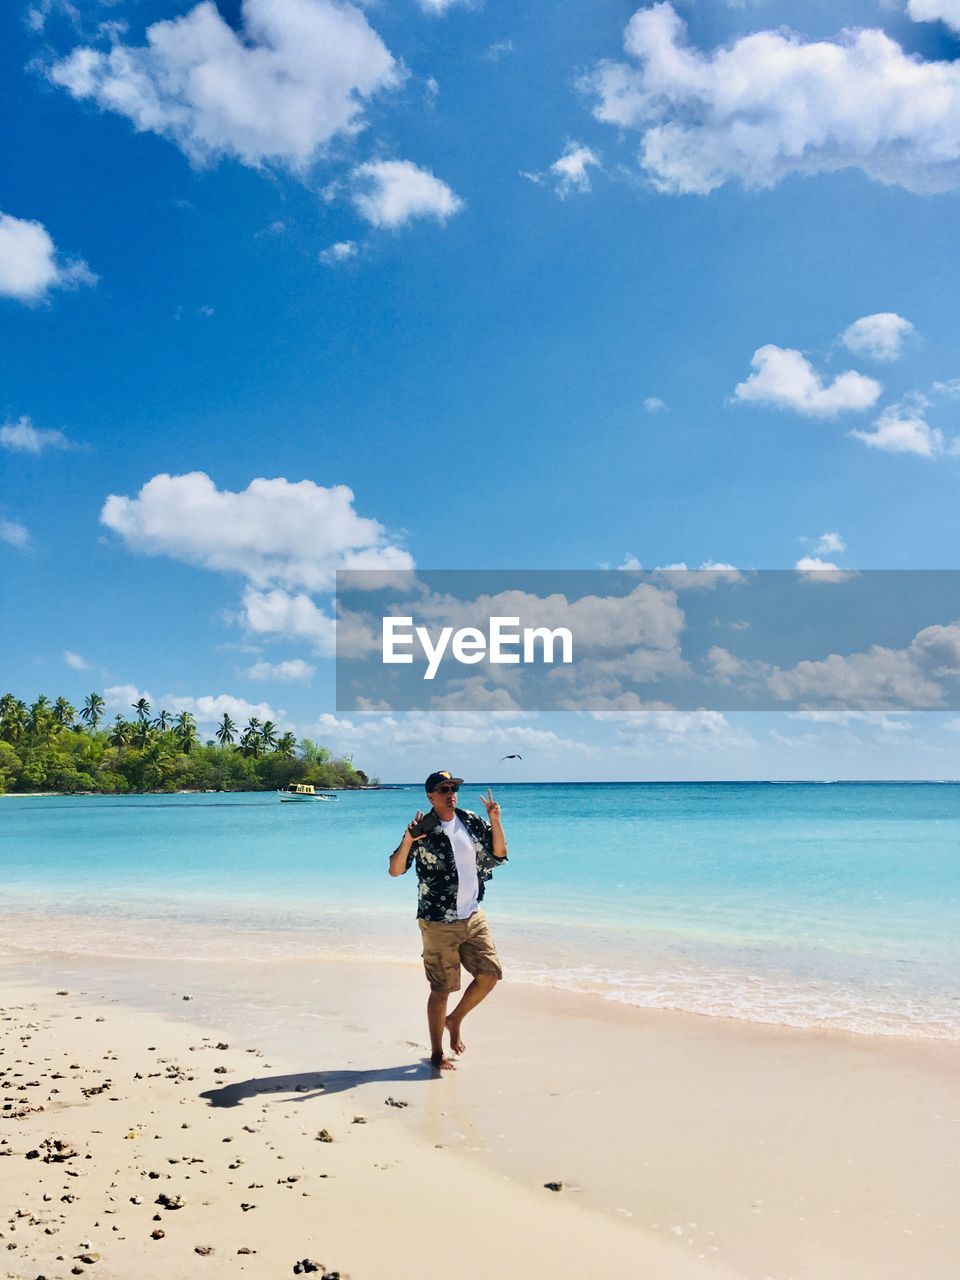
2, 947, 958, 1280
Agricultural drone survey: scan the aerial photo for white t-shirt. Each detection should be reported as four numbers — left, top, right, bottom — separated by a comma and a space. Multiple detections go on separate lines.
441, 815, 480, 919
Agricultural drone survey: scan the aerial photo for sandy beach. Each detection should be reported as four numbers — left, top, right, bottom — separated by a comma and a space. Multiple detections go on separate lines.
2, 941, 958, 1280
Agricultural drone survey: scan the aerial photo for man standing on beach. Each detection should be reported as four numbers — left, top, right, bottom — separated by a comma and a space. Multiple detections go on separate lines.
389, 771, 508, 1071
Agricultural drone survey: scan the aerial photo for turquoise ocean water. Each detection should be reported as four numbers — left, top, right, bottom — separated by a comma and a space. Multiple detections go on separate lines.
1, 783, 958, 1039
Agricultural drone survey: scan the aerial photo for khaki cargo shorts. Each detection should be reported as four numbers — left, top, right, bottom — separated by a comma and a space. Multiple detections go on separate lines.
418, 908, 503, 993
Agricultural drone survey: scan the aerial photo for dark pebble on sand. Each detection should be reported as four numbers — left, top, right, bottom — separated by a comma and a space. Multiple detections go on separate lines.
544, 1181, 563, 1192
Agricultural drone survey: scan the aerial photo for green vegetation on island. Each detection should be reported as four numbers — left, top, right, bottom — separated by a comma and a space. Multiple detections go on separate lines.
0, 692, 373, 795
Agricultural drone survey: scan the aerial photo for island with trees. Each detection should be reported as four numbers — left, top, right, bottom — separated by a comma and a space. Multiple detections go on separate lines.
0, 692, 374, 794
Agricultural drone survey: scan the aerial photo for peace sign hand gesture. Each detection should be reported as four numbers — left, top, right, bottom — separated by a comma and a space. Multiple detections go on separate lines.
480, 789, 501, 821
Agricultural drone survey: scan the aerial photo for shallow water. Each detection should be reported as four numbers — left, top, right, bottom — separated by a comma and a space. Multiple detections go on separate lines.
2, 782, 958, 1038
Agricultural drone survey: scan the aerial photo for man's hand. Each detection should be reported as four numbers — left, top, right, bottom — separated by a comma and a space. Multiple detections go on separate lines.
480, 790, 501, 821
390, 811, 428, 877
480, 789, 507, 859
406, 810, 430, 843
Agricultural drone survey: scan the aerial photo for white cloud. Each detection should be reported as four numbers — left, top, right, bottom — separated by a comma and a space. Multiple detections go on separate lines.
100, 472, 413, 592
734, 346, 882, 418
618, 554, 643, 570
103, 683, 152, 714
523, 142, 601, 197
64, 650, 90, 670
583, 2, 960, 194
713, 619, 960, 712
49, 0, 401, 170
592, 704, 754, 750
350, 159, 463, 229
413, 582, 686, 655
103, 684, 285, 730
168, 692, 288, 728
549, 142, 601, 196
484, 39, 514, 62
0, 211, 95, 303
652, 563, 743, 589
417, 0, 469, 12
767, 645, 945, 710
788, 708, 911, 732
335, 710, 593, 757
244, 657, 315, 681
0, 415, 73, 453
840, 313, 914, 362
849, 401, 944, 456
319, 240, 358, 265
814, 532, 846, 555
907, 0, 960, 32
795, 557, 856, 582
643, 396, 666, 413
241, 587, 338, 655
0, 518, 29, 549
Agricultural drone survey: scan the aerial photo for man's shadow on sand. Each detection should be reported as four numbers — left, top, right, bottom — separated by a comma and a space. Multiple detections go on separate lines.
200, 1062, 433, 1108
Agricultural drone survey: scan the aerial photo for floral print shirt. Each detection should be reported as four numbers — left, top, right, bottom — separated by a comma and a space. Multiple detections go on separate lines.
396, 808, 507, 923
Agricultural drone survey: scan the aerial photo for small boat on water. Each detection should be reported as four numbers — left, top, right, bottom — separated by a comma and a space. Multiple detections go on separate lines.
278, 784, 338, 803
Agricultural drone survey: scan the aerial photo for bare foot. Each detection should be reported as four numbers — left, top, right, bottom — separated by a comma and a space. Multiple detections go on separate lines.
430, 1049, 456, 1072
445, 1015, 465, 1055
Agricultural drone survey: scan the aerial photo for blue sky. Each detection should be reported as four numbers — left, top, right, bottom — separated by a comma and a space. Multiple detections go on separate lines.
4, 0, 960, 780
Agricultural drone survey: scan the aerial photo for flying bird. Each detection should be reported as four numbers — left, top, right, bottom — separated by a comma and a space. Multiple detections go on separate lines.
501, 754, 522, 760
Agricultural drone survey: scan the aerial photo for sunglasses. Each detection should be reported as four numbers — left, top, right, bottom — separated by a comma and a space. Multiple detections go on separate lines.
435, 785, 459, 794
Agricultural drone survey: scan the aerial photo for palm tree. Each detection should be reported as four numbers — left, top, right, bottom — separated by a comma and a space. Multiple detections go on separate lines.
108, 715, 131, 749
260, 720, 278, 751
80, 693, 105, 730
53, 697, 76, 728
275, 731, 297, 757
0, 693, 21, 741
133, 718, 153, 750
239, 729, 261, 759
173, 711, 198, 753
153, 708, 173, 732
144, 739, 175, 790
133, 697, 151, 723
27, 697, 54, 742
215, 714, 236, 747
5, 698, 28, 742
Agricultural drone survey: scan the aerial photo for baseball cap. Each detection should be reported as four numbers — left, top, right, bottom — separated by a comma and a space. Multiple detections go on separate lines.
424, 770, 464, 793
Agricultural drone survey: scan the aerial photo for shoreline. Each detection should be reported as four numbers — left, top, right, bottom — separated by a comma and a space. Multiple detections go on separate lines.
3, 945, 959, 1278
4, 779, 960, 798
2, 905, 956, 1044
